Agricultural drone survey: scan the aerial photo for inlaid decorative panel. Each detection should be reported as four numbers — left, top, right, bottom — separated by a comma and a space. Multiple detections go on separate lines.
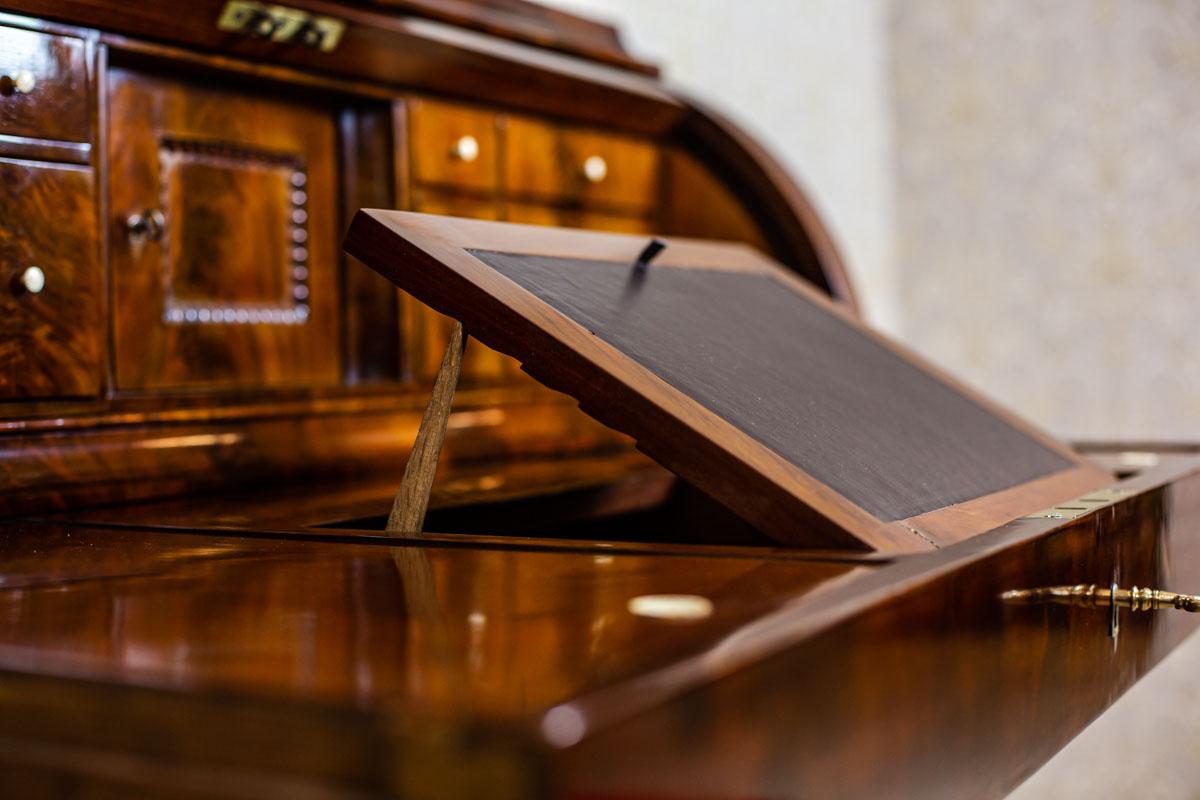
159, 138, 311, 326
108, 67, 339, 390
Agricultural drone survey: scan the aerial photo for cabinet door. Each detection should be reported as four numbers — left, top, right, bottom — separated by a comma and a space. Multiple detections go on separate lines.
0, 159, 102, 398
108, 68, 339, 391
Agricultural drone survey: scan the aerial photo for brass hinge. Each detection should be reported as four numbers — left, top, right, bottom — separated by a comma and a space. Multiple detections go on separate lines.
1023, 487, 1134, 520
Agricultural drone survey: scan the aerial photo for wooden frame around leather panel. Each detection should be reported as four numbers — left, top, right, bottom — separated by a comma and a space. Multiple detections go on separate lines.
345, 211, 1110, 553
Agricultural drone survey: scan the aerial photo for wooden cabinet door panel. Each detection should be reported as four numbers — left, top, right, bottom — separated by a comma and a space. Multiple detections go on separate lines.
108, 68, 339, 391
0, 158, 102, 398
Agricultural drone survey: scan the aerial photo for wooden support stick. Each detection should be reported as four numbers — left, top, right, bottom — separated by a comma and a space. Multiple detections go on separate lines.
386, 320, 466, 536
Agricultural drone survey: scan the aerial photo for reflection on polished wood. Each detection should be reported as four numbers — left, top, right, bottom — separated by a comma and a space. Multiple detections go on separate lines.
1, 2, 1198, 797
0, 525, 860, 716
2, 458, 1200, 798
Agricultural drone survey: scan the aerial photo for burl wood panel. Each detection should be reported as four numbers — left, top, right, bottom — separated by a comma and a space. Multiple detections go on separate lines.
0, 24, 89, 143
0, 394, 630, 518
108, 67, 339, 390
0, 158, 103, 398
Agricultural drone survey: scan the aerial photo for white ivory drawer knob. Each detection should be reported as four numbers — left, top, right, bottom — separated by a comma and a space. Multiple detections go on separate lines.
451, 134, 480, 163
582, 154, 608, 183
18, 266, 45, 295
4, 69, 36, 94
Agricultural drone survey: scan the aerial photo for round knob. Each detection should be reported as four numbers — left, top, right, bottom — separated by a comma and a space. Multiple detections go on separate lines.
582, 154, 608, 183
125, 208, 166, 244
2, 69, 36, 95
16, 266, 45, 295
13, 69, 35, 94
451, 135, 479, 163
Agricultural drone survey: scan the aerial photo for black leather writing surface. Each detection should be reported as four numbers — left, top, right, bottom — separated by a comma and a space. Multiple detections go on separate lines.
469, 249, 1072, 520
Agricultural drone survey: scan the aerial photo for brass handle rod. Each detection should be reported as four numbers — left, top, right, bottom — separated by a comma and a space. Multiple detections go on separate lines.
1002, 584, 1200, 612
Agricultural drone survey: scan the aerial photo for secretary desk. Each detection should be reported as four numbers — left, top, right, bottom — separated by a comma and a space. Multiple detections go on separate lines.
0, 2, 1198, 798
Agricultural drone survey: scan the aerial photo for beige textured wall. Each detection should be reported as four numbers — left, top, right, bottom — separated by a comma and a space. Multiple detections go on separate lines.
892, 0, 1200, 442
895, 5, 1200, 796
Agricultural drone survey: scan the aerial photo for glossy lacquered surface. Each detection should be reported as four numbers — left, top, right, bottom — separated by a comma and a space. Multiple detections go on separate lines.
562, 459, 1200, 800
0, 524, 862, 715
2, 458, 1200, 799
0, 22, 89, 143
0, 158, 102, 398
0, 2, 858, 524
108, 66, 341, 391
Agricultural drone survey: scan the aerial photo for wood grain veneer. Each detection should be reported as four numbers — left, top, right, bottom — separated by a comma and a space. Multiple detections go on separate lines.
0, 23, 90, 143
0, 158, 103, 398
108, 67, 340, 391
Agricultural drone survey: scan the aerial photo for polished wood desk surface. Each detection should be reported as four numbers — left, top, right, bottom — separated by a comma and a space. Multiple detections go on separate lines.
0, 522, 865, 718
4, 455, 1200, 799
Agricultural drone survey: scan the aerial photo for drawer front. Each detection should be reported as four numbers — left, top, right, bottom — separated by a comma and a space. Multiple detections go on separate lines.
409, 98, 498, 193
0, 25, 89, 143
560, 129, 659, 210
503, 116, 562, 199
504, 117, 661, 211
0, 158, 102, 398
108, 68, 340, 391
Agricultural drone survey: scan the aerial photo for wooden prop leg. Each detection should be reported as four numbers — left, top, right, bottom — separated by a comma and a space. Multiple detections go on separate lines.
386, 321, 466, 536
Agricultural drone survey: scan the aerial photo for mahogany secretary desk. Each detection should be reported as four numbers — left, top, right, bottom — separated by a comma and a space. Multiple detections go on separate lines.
0, 2, 1198, 798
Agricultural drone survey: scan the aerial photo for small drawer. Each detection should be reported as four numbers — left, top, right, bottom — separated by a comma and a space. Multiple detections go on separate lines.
0, 158, 103, 398
560, 129, 659, 211
408, 98, 498, 193
0, 25, 89, 143
503, 116, 563, 199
